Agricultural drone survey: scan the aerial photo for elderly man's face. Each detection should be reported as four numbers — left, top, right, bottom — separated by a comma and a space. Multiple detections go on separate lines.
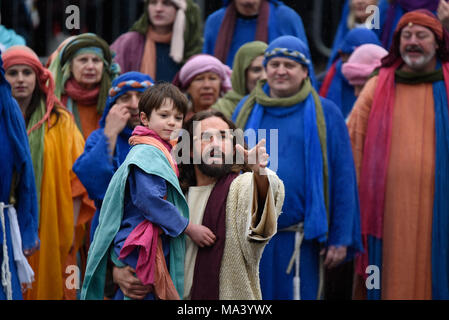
266, 57, 308, 98
192, 116, 235, 178
235, 0, 262, 16
399, 24, 438, 72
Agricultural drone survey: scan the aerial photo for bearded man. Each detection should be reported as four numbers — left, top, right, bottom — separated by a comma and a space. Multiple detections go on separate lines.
348, 9, 449, 299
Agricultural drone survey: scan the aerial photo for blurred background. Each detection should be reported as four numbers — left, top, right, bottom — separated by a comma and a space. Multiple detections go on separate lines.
0, 0, 346, 74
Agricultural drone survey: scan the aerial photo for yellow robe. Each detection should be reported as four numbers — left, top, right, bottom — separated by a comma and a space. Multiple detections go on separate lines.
24, 110, 94, 300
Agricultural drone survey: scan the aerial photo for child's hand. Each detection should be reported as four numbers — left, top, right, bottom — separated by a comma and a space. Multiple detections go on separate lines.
185, 223, 216, 248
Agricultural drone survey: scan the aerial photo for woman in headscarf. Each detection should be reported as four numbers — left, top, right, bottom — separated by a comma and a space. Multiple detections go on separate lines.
111, 0, 203, 82
212, 41, 268, 119
0, 53, 38, 300
327, 0, 386, 70
341, 43, 388, 97
2, 46, 94, 300
320, 28, 381, 119
47, 33, 120, 140
173, 54, 232, 121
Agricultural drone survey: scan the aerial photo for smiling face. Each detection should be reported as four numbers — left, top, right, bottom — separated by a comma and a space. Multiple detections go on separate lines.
148, 0, 177, 32
5, 64, 37, 101
399, 24, 438, 73
186, 71, 222, 113
140, 98, 184, 141
266, 57, 308, 98
71, 53, 104, 89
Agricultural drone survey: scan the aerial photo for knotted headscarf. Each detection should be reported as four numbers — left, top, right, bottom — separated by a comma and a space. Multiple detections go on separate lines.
47, 33, 120, 115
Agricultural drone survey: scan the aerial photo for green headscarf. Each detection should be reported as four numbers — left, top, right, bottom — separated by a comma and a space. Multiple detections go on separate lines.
212, 41, 268, 119
48, 33, 120, 118
130, 0, 203, 63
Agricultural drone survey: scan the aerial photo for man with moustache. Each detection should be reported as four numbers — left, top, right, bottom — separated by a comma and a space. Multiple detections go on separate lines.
73, 72, 154, 241
111, 109, 285, 300
203, 0, 309, 67
348, 10, 449, 299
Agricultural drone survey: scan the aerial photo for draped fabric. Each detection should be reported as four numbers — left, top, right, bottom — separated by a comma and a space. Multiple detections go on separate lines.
351, 63, 449, 299
81, 143, 189, 300
0, 57, 38, 300
212, 41, 268, 118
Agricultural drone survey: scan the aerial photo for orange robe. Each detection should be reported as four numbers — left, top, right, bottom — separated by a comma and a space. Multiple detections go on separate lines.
347, 75, 434, 299
24, 110, 94, 300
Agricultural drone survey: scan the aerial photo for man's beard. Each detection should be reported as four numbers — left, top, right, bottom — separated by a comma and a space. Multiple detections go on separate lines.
197, 162, 233, 179
401, 46, 436, 70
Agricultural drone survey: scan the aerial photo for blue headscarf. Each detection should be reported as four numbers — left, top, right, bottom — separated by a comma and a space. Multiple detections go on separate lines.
99, 71, 154, 164
0, 54, 38, 250
325, 28, 381, 118
263, 35, 318, 88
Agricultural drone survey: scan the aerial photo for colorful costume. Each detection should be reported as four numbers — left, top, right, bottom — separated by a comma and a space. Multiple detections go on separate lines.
204, 0, 309, 67
81, 135, 189, 300
320, 28, 381, 119
233, 36, 362, 300
349, 10, 449, 300
212, 41, 268, 119
73, 72, 154, 241
0, 55, 38, 300
3, 46, 94, 300
111, 0, 203, 82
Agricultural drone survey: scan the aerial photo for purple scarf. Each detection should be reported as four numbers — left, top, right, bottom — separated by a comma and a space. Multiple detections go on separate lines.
190, 172, 239, 300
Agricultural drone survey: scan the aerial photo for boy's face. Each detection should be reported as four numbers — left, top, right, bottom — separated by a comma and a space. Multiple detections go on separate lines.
140, 98, 184, 141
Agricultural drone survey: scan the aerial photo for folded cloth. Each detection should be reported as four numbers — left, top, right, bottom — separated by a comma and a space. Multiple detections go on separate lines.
119, 220, 179, 300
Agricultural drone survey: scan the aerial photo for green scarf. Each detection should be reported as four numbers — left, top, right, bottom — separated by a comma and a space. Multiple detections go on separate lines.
27, 100, 46, 227
81, 144, 189, 300
130, 0, 203, 64
235, 77, 329, 217
213, 41, 267, 119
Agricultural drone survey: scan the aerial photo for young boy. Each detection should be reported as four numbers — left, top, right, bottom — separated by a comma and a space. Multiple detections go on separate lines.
81, 83, 215, 300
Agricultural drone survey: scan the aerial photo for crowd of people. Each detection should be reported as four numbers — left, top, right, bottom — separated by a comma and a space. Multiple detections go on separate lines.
1, 0, 449, 301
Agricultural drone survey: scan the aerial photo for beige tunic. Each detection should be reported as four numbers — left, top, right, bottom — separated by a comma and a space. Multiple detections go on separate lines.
183, 170, 284, 300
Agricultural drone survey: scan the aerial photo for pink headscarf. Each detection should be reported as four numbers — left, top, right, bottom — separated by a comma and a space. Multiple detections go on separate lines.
341, 44, 388, 86
172, 54, 232, 94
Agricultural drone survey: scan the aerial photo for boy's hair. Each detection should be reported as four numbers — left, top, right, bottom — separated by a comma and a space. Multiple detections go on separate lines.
138, 81, 189, 117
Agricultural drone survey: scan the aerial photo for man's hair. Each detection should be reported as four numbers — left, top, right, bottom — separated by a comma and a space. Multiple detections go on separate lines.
138, 81, 188, 118
176, 109, 250, 192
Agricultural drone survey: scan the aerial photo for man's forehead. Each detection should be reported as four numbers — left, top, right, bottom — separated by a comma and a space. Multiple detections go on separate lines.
195, 116, 230, 133
268, 56, 301, 65
401, 23, 434, 34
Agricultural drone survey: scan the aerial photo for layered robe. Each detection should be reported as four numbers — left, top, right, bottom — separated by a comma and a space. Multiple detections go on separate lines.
24, 111, 93, 300
233, 82, 362, 300
348, 68, 449, 299
184, 170, 284, 299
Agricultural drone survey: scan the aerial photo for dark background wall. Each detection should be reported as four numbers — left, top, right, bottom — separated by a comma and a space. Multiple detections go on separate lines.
1, 0, 346, 72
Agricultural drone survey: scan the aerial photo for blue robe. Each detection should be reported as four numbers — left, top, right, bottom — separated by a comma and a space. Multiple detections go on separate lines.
203, 0, 309, 67
326, 0, 389, 70
323, 59, 358, 119
112, 167, 188, 300
73, 104, 133, 241
0, 72, 38, 300
232, 84, 362, 299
